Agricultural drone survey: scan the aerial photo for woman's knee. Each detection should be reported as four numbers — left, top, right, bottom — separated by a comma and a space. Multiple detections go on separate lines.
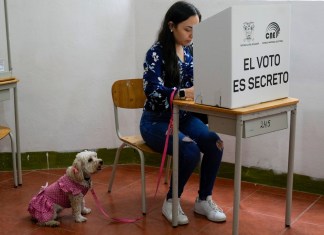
201, 131, 224, 151
216, 139, 224, 151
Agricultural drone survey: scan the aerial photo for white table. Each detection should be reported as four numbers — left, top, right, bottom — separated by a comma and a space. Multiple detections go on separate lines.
0, 78, 22, 185
172, 97, 299, 235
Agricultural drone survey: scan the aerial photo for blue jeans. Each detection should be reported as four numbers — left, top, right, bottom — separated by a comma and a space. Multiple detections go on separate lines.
140, 110, 223, 200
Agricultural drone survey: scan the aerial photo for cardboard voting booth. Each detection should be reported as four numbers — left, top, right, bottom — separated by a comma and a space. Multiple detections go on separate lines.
194, 4, 291, 109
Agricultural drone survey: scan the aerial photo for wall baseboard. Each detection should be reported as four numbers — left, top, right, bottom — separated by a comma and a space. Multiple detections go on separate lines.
1, 148, 323, 195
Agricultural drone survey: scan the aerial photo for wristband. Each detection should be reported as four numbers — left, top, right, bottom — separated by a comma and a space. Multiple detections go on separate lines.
179, 89, 186, 99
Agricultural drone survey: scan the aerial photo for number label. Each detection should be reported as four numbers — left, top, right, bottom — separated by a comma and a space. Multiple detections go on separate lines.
260, 120, 271, 128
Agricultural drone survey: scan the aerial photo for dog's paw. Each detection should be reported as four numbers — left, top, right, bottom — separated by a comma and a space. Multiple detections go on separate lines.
82, 207, 91, 215
75, 215, 87, 223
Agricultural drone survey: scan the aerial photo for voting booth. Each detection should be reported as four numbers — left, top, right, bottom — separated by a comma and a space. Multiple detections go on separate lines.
194, 4, 291, 109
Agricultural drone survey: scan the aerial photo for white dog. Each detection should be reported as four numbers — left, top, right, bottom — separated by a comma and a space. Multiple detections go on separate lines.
28, 150, 103, 227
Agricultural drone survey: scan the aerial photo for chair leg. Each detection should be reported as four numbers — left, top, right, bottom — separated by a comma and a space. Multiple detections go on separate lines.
108, 143, 147, 214
108, 143, 126, 193
164, 155, 172, 184
9, 132, 18, 187
133, 148, 146, 215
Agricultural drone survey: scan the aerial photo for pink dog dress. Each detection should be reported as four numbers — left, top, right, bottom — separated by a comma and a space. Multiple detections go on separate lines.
28, 174, 89, 222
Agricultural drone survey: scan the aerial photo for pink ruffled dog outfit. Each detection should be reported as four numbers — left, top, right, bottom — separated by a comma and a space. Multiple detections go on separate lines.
28, 174, 89, 222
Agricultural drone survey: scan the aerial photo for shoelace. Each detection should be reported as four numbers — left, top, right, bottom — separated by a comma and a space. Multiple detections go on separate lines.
207, 199, 224, 213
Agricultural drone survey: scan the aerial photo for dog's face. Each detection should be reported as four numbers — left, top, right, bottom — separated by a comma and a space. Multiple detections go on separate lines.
67, 151, 103, 183
75, 151, 103, 174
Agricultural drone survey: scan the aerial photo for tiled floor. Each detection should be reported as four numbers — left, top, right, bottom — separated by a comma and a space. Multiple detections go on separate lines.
1, 165, 324, 235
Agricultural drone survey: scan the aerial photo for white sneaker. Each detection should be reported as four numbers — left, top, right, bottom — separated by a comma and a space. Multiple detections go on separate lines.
194, 196, 226, 222
162, 198, 189, 225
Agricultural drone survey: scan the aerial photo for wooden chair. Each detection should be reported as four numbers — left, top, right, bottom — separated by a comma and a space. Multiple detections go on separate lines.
108, 78, 171, 214
0, 125, 18, 187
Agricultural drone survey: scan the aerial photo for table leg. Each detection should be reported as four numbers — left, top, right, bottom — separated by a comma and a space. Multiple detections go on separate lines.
13, 86, 22, 185
233, 115, 243, 235
9, 132, 18, 187
286, 108, 297, 226
172, 105, 179, 227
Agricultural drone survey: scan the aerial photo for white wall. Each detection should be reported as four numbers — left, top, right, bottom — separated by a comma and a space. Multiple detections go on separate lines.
1, 0, 324, 180
1, 0, 138, 151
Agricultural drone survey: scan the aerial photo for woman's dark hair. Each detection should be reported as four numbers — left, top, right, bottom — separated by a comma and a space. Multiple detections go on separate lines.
157, 1, 201, 87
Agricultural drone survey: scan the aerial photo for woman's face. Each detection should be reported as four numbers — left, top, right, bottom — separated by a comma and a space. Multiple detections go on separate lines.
170, 15, 200, 46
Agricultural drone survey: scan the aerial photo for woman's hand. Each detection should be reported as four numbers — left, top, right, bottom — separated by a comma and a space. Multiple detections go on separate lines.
175, 87, 194, 100
184, 87, 194, 100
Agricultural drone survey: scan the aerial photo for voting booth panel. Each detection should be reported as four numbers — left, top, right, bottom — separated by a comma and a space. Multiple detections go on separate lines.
194, 4, 291, 109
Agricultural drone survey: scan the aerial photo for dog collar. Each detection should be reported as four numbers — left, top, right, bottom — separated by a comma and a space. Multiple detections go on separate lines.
84, 176, 91, 181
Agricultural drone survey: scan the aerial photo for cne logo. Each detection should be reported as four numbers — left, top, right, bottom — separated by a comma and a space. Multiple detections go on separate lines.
265, 22, 280, 39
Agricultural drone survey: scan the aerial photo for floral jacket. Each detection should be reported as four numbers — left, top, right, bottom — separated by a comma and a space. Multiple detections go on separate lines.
143, 42, 194, 113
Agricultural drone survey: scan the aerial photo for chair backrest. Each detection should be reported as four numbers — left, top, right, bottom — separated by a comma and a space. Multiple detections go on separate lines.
111, 79, 146, 109
0, 126, 10, 140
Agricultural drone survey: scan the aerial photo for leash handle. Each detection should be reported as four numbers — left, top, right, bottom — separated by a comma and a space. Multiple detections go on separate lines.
154, 88, 177, 197
91, 189, 142, 223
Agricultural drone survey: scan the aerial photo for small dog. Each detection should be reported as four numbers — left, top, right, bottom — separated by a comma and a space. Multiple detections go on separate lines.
28, 150, 103, 226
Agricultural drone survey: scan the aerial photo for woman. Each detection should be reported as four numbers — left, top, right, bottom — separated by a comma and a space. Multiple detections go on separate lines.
140, 1, 226, 225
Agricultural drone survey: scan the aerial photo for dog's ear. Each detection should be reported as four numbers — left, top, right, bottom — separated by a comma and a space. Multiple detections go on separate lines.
70, 157, 84, 182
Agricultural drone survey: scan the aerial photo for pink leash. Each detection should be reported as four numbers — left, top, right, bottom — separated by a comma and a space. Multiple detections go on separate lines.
91, 188, 142, 223
154, 88, 177, 197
